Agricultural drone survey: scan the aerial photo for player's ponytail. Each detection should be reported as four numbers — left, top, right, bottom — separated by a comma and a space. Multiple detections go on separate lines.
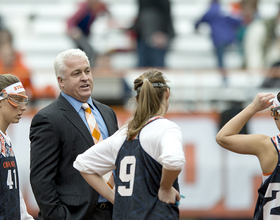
127, 69, 169, 141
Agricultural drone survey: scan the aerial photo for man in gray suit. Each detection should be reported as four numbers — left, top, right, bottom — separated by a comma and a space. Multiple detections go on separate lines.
29, 49, 118, 220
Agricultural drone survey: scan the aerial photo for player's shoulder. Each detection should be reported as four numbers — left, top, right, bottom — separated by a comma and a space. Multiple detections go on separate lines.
154, 117, 178, 125
151, 118, 180, 130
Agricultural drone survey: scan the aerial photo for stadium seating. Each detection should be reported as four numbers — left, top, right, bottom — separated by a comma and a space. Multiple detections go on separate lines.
0, 0, 279, 111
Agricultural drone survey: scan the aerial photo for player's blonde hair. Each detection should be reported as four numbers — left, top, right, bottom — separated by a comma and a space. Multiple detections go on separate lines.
127, 69, 169, 141
0, 74, 20, 91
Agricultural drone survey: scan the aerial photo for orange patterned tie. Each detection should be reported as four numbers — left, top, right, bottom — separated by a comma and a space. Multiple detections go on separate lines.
82, 103, 103, 143
82, 103, 114, 189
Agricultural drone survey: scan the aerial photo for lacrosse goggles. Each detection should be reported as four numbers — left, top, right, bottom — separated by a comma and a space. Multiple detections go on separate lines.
271, 92, 280, 120
0, 82, 28, 107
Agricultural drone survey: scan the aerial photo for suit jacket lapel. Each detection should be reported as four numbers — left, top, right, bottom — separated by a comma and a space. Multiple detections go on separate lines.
57, 95, 94, 146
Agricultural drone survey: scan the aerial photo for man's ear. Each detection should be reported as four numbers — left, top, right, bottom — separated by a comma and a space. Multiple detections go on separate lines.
58, 76, 64, 88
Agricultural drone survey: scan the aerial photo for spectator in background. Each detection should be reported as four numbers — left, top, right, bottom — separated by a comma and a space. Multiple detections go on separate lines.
262, 4, 280, 63
231, 0, 256, 68
0, 28, 36, 102
0, 27, 12, 45
240, 0, 267, 69
261, 6, 280, 88
260, 4, 280, 68
130, 0, 175, 68
67, 0, 110, 66
0, 28, 56, 103
195, 0, 241, 85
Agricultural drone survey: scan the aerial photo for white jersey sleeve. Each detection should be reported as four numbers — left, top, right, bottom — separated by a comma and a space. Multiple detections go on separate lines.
73, 126, 127, 176
74, 118, 185, 175
139, 118, 185, 170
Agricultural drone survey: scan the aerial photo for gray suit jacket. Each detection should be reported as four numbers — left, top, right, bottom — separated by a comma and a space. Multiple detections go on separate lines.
30, 94, 118, 220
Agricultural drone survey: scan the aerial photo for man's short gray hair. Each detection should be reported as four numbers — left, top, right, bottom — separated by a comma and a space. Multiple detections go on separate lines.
54, 49, 90, 79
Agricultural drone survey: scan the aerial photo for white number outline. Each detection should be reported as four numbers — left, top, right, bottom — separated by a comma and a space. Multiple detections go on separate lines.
118, 156, 136, 196
263, 182, 280, 219
6, 169, 17, 189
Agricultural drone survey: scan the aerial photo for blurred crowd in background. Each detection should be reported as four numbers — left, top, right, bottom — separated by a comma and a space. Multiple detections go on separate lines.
1, 0, 280, 107
0, 0, 280, 106
1, 1, 279, 220
0, 16, 56, 104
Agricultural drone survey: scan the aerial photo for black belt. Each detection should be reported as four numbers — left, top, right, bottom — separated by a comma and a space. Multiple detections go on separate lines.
96, 202, 113, 210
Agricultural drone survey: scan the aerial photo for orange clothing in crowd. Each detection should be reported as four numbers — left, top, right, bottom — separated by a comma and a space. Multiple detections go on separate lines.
0, 51, 56, 100
0, 51, 36, 99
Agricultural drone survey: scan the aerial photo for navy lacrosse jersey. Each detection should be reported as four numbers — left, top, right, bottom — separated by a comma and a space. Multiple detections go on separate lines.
253, 135, 280, 219
113, 121, 180, 220
0, 132, 20, 220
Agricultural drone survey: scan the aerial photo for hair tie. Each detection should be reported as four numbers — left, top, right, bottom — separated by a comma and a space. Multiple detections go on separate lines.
151, 83, 168, 88
136, 82, 168, 94
143, 78, 149, 82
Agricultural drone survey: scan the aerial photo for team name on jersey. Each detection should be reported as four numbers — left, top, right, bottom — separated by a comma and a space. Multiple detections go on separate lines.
2, 160, 16, 168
